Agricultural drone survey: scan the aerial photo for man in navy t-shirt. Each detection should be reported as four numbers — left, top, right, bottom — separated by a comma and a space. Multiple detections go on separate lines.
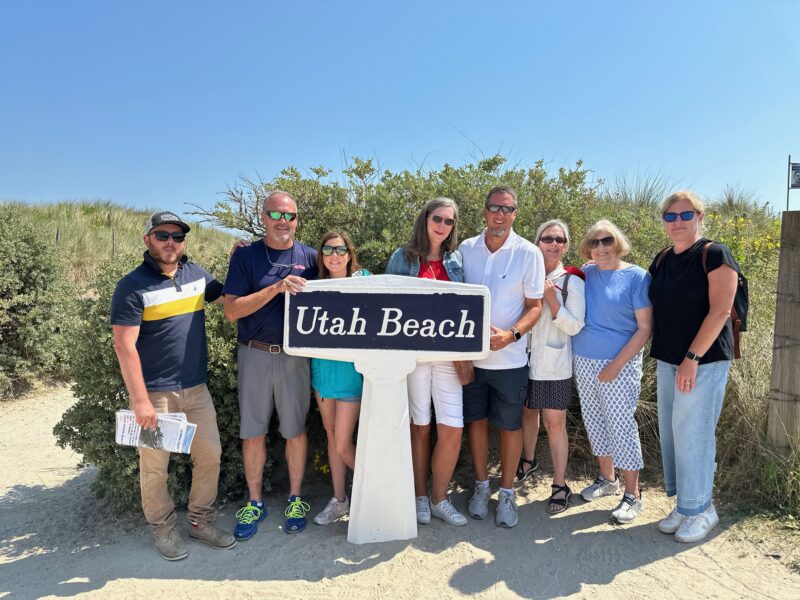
111, 211, 237, 561
223, 190, 317, 539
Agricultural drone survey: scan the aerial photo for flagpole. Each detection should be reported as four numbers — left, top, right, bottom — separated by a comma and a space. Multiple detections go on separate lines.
788, 154, 792, 212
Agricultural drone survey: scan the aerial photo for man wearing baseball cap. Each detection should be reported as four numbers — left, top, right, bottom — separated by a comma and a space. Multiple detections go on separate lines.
111, 210, 236, 560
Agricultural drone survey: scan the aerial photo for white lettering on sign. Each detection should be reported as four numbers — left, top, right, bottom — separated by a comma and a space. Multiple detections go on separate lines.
376, 308, 475, 338
296, 307, 367, 336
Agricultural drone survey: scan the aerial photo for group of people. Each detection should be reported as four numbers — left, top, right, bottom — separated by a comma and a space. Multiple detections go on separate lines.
111, 187, 741, 561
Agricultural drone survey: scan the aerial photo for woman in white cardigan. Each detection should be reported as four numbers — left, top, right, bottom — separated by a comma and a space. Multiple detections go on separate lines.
516, 219, 586, 514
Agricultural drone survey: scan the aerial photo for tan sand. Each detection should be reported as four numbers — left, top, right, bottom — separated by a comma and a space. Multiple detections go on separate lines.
1, 387, 798, 599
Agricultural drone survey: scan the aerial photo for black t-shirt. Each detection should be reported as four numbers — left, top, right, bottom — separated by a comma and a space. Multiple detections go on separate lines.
648, 238, 739, 365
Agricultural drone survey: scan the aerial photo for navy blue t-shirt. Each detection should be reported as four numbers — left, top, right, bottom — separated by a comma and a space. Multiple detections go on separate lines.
223, 240, 317, 344
110, 253, 223, 391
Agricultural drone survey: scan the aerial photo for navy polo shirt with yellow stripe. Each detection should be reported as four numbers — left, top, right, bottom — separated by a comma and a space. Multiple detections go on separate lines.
111, 252, 223, 392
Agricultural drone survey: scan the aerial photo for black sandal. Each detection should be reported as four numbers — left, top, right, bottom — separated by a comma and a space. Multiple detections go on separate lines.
548, 483, 572, 514
514, 457, 539, 483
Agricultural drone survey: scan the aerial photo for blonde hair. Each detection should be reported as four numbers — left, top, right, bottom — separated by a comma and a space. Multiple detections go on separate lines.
534, 219, 571, 250
661, 190, 705, 215
578, 219, 631, 259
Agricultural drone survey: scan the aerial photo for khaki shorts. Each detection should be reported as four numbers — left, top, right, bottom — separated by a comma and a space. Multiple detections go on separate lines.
237, 343, 311, 440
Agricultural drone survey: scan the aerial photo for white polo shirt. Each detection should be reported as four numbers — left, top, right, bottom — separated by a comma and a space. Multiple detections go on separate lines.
459, 229, 545, 370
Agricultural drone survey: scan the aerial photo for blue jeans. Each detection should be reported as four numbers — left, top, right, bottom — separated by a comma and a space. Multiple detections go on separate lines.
656, 359, 731, 516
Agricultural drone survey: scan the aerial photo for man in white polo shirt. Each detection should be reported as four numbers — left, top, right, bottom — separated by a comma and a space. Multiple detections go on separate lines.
458, 185, 545, 528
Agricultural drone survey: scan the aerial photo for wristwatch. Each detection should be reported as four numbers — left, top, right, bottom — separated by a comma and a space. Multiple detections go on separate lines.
510, 327, 522, 341
686, 351, 702, 362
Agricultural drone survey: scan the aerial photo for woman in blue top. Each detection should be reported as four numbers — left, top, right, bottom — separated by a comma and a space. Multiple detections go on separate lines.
572, 220, 653, 525
310, 230, 369, 526
385, 197, 467, 527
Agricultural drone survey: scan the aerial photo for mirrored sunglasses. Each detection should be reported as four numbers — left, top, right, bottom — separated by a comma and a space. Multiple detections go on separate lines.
662, 210, 695, 223
265, 211, 297, 222
321, 245, 348, 256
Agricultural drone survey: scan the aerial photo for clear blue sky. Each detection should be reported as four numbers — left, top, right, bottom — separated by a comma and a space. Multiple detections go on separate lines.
2, 0, 798, 216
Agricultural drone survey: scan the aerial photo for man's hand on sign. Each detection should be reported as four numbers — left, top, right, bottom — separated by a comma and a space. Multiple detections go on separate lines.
278, 275, 307, 295
133, 398, 159, 430
489, 326, 515, 351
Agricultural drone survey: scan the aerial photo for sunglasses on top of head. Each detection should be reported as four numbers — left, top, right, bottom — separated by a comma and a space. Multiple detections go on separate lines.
589, 236, 615, 249
430, 214, 456, 226
485, 204, 516, 214
662, 210, 695, 223
265, 211, 297, 222
540, 235, 567, 245
321, 245, 348, 256
149, 231, 186, 243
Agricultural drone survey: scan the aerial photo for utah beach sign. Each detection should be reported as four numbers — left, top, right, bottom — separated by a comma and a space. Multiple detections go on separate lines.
284, 274, 490, 543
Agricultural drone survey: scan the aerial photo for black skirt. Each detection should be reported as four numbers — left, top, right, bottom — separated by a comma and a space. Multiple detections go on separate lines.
525, 378, 572, 410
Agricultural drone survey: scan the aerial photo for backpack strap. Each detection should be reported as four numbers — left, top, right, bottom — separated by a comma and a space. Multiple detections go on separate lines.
561, 273, 571, 305
654, 246, 672, 270
702, 240, 742, 358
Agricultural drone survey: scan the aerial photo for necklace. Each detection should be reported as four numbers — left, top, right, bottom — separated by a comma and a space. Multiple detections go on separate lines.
264, 241, 295, 270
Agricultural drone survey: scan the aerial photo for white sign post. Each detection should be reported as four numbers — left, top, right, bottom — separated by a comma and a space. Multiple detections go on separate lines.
284, 274, 490, 544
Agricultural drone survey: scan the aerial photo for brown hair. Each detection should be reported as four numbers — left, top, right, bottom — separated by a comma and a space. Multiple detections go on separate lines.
317, 229, 362, 279
404, 197, 460, 262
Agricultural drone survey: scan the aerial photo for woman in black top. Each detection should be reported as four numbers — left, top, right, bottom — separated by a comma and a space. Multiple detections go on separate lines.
648, 191, 739, 544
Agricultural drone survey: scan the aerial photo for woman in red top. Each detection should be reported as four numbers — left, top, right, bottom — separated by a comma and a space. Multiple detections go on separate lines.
385, 197, 467, 526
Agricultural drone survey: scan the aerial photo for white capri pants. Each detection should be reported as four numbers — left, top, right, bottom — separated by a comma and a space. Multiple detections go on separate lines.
574, 352, 644, 471
407, 361, 464, 428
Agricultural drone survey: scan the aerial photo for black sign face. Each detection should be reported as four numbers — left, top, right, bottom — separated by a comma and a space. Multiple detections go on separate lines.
287, 291, 485, 352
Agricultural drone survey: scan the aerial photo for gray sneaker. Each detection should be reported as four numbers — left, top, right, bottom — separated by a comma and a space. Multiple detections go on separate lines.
580, 475, 621, 502
495, 490, 518, 528
430, 498, 467, 526
189, 522, 237, 549
610, 492, 643, 524
154, 527, 189, 561
416, 496, 431, 525
467, 485, 490, 520
314, 496, 350, 525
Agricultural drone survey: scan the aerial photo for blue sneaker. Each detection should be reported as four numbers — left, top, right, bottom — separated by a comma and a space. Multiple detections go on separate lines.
234, 501, 266, 540
284, 495, 310, 534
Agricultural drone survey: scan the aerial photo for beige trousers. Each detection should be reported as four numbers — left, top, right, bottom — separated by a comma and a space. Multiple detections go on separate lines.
138, 383, 222, 534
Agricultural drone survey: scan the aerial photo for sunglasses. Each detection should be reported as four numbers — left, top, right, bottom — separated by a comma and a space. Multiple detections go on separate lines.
589, 236, 615, 249
265, 211, 297, 222
150, 231, 186, 243
486, 204, 516, 214
321, 245, 348, 256
430, 214, 456, 226
662, 210, 695, 223
540, 236, 567, 245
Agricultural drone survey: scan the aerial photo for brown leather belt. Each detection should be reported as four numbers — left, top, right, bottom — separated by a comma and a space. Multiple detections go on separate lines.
246, 340, 282, 354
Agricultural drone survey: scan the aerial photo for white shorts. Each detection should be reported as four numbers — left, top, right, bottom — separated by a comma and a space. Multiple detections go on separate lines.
407, 362, 463, 428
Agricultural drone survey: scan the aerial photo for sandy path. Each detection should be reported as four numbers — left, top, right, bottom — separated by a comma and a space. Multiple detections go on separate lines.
1, 388, 798, 600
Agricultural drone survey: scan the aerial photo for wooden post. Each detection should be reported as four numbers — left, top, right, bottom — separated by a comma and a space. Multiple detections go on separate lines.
111, 228, 116, 257
767, 210, 800, 456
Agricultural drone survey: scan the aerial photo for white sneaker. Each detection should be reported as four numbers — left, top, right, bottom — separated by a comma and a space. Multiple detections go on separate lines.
313, 496, 349, 525
657, 508, 685, 534
430, 498, 467, 526
674, 505, 719, 543
416, 496, 431, 525
610, 492, 643, 524
495, 490, 518, 528
580, 475, 621, 502
468, 485, 491, 520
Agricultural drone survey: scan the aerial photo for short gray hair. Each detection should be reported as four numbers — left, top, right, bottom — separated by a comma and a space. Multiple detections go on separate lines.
534, 219, 571, 249
262, 189, 296, 212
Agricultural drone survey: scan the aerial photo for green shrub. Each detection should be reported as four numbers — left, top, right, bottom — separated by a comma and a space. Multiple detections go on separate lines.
54, 252, 251, 511
0, 206, 77, 398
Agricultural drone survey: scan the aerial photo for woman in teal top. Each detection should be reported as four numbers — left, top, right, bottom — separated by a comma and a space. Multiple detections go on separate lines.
310, 230, 369, 526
